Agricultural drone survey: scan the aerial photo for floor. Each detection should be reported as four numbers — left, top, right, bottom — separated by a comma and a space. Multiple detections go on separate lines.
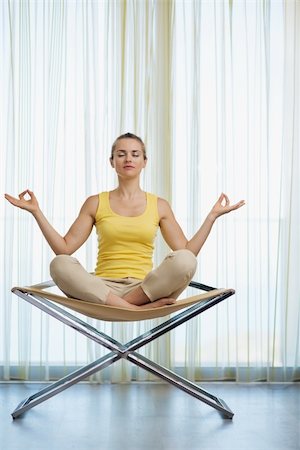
0, 382, 299, 450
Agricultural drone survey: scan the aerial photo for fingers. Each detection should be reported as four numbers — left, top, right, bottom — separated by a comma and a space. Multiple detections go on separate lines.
216, 192, 229, 208
4, 193, 19, 205
19, 189, 32, 199
28, 190, 36, 200
19, 191, 27, 199
5, 190, 35, 208
217, 193, 245, 212
227, 200, 246, 211
218, 192, 226, 203
223, 193, 229, 206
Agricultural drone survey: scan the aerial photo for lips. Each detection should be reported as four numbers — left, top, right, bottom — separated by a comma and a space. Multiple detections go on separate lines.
124, 165, 135, 168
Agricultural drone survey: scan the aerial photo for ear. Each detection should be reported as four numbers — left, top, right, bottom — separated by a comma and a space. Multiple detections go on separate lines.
143, 157, 148, 168
109, 157, 114, 168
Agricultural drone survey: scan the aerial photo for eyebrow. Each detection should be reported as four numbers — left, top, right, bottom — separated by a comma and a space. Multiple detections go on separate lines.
114, 149, 142, 152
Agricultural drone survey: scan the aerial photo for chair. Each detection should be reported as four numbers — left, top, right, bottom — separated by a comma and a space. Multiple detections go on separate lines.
10, 280, 235, 419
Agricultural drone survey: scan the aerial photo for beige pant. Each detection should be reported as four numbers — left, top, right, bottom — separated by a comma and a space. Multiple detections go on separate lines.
50, 249, 197, 305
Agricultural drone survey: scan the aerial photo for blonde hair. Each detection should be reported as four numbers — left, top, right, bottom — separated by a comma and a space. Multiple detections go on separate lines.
111, 132, 147, 160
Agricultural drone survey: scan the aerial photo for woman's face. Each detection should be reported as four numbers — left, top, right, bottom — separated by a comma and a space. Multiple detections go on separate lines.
110, 138, 147, 177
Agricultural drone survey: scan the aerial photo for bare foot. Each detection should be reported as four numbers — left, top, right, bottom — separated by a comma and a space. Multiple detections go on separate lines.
106, 292, 176, 310
140, 298, 176, 309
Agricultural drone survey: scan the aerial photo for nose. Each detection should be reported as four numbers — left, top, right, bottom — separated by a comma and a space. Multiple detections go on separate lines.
125, 152, 132, 162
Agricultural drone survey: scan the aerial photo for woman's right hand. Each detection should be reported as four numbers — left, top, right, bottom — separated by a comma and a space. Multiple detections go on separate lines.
4, 190, 40, 214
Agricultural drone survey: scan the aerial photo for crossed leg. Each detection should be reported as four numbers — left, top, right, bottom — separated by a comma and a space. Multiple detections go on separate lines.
122, 249, 197, 307
50, 249, 197, 309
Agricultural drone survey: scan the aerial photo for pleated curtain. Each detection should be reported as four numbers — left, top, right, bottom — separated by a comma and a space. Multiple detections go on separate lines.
0, 0, 299, 382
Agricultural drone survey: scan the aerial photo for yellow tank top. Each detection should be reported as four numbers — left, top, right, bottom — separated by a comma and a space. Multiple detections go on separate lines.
94, 191, 159, 279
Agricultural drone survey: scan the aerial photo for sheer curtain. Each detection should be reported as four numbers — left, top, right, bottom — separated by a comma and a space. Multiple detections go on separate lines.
171, 0, 297, 382
1, 0, 299, 383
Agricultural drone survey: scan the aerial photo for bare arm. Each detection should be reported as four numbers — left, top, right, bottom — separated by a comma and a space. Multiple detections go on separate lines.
158, 193, 245, 256
4, 190, 98, 255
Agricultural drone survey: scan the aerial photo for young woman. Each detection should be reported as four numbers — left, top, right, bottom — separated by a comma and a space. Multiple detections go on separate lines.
5, 132, 245, 310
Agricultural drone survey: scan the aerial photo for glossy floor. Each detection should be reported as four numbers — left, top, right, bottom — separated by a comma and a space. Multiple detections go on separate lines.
1, 382, 299, 450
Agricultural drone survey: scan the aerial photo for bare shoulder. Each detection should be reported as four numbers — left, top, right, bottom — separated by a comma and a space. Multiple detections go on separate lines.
80, 194, 99, 218
157, 197, 173, 220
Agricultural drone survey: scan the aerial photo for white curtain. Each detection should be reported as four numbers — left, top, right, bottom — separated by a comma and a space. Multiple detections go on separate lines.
1, 0, 299, 383
171, 0, 299, 382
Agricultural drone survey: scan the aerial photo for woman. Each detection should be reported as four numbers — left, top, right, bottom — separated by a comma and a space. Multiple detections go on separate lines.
5, 132, 245, 310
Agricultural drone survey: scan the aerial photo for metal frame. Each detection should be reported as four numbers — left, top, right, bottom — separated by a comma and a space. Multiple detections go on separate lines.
11, 281, 235, 419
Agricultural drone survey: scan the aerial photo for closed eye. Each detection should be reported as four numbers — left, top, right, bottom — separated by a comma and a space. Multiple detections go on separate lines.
115, 150, 142, 158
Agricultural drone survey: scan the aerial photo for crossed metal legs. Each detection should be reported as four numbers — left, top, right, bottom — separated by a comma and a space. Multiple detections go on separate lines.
11, 287, 235, 419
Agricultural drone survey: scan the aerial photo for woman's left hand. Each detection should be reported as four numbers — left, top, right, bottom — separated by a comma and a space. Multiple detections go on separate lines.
209, 193, 245, 220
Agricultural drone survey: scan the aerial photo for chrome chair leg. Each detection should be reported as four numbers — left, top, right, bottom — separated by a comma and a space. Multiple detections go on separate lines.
11, 285, 235, 419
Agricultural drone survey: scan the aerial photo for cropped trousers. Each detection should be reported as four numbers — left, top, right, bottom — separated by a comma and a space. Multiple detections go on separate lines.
50, 249, 197, 305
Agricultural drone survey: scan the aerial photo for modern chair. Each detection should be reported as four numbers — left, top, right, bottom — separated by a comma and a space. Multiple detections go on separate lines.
10, 280, 235, 419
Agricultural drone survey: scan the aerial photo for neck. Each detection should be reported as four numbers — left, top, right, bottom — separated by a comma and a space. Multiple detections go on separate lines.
114, 179, 143, 199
